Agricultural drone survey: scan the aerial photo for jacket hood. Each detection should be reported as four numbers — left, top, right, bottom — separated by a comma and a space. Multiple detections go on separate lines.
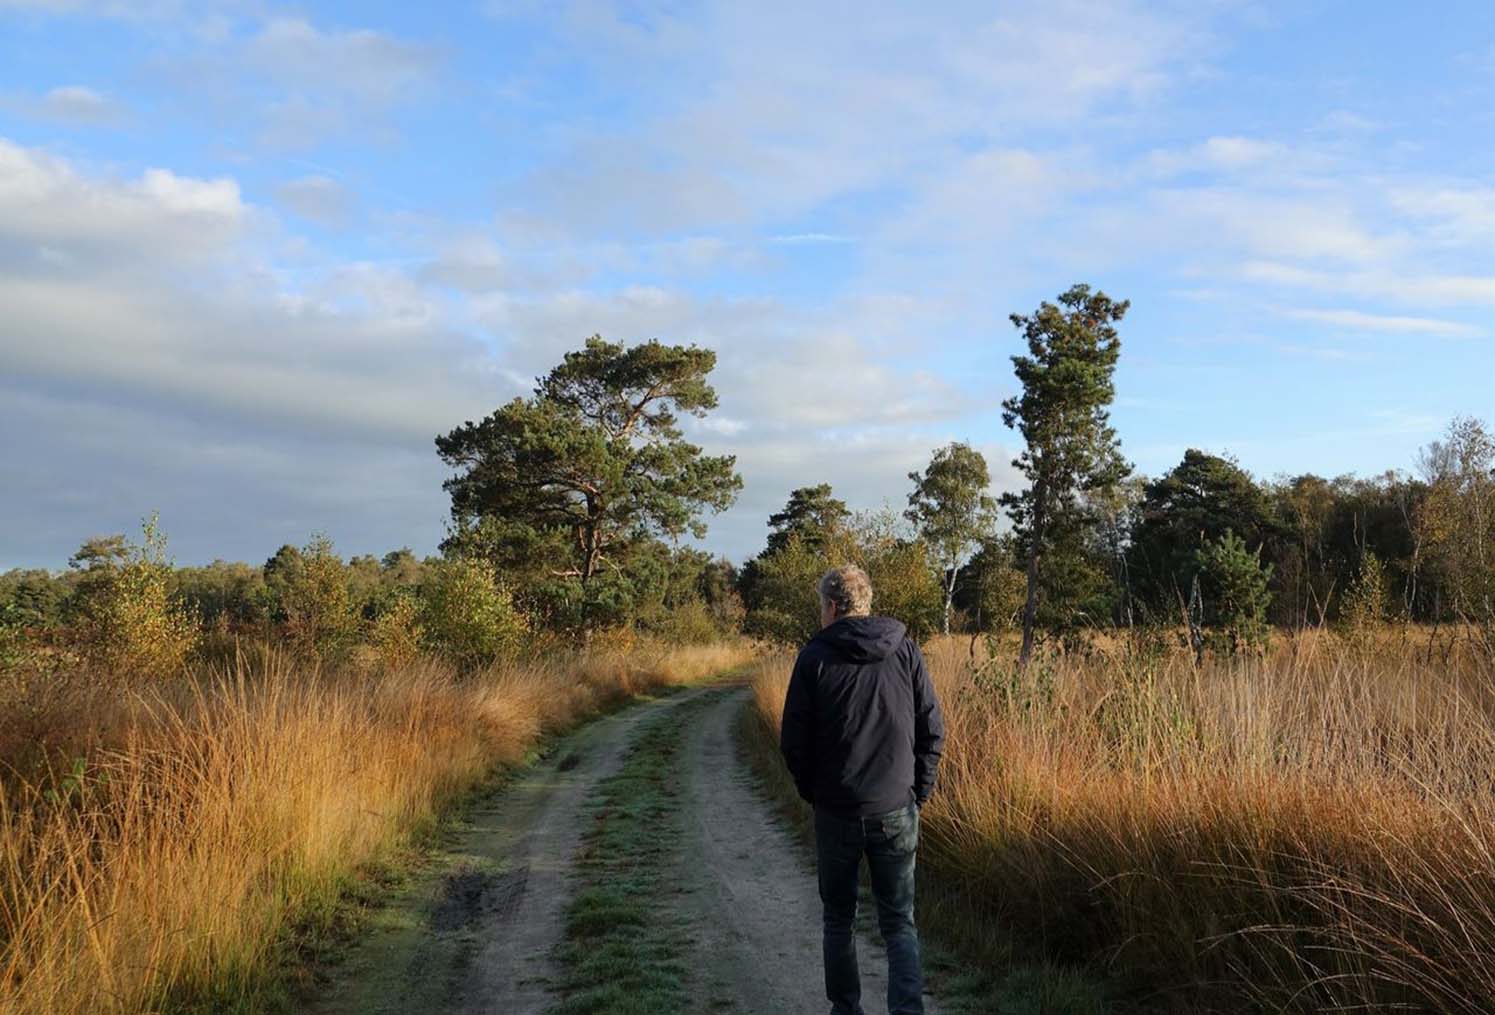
813, 615, 907, 663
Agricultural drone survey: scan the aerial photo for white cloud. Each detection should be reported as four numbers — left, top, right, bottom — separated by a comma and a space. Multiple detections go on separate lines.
420, 235, 512, 294
1280, 307, 1480, 337
143, 14, 443, 150
0, 140, 244, 267
698, 415, 747, 436
237, 17, 439, 147
0, 383, 452, 568
0, 137, 1006, 563
1315, 110, 1383, 134
1158, 188, 1403, 264
769, 233, 854, 245
138, 167, 241, 216
869, 148, 1074, 273
0, 139, 478, 565
0, 138, 499, 445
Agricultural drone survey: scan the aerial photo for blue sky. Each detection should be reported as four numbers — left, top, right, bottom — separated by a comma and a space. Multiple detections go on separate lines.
1, 0, 1492, 568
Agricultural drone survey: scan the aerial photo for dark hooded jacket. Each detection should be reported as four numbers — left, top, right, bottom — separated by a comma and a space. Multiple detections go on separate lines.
779, 615, 945, 817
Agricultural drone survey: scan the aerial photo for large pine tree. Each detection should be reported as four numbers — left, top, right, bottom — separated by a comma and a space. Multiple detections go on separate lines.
436, 335, 742, 634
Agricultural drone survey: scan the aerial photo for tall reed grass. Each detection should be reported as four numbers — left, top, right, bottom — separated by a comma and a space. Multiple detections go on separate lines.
0, 640, 752, 1015
749, 628, 1495, 1013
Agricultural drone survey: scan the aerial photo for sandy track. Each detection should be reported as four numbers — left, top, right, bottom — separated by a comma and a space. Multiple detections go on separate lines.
310, 686, 712, 1015
677, 685, 943, 1015
312, 682, 941, 1015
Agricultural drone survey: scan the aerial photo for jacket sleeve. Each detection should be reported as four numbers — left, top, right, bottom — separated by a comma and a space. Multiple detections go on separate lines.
910, 641, 945, 806
779, 652, 817, 805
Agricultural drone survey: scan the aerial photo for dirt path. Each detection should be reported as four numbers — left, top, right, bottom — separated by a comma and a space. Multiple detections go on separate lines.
677, 685, 943, 1015
311, 681, 943, 1015
310, 686, 711, 1015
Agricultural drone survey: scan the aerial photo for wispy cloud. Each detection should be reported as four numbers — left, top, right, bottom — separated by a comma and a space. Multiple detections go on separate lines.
244, 18, 439, 105
3, 83, 124, 125
1144, 135, 1289, 177
508, 0, 1221, 235
143, 14, 444, 151
1280, 307, 1481, 338
1245, 261, 1495, 308
769, 233, 854, 245
273, 174, 351, 226
0, 0, 184, 17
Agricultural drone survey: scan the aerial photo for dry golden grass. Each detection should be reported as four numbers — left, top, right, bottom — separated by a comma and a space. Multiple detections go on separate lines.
0, 639, 753, 1015
750, 627, 1495, 1013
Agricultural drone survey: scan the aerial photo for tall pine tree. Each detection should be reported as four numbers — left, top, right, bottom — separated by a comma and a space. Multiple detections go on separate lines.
1001, 285, 1131, 665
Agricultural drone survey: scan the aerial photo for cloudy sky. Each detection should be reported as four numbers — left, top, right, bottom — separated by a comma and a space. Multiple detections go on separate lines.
2, 1, 1493, 568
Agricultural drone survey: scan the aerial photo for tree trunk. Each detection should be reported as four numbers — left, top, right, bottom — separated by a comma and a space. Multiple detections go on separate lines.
1019, 545, 1041, 667
1185, 574, 1205, 667
942, 567, 957, 635
1018, 483, 1046, 668
579, 515, 601, 646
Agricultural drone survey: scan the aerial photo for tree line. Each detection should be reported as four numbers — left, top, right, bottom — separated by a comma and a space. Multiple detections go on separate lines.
735, 287, 1493, 660
3, 294, 1492, 673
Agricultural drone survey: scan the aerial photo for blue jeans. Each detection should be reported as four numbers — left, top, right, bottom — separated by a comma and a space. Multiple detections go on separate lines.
814, 802, 924, 1015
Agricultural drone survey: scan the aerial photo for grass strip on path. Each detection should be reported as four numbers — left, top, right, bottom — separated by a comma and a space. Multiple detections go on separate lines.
548, 690, 720, 1015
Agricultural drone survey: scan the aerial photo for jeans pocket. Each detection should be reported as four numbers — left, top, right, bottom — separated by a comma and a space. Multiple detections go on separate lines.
878, 805, 919, 853
898, 812, 919, 853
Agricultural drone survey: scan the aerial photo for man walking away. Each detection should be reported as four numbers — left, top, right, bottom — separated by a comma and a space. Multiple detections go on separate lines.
780, 564, 946, 1015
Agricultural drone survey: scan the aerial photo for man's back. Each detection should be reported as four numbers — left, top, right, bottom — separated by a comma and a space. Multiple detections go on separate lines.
780, 615, 945, 817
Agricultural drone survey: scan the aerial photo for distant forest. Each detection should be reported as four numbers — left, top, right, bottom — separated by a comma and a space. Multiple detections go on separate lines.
4, 287, 1492, 666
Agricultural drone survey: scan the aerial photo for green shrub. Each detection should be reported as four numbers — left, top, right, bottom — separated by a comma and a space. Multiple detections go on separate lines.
650, 598, 720, 645
281, 535, 356, 660
862, 529, 944, 642
1194, 528, 1273, 657
1341, 552, 1392, 631
742, 514, 945, 645
0, 601, 27, 671
72, 515, 199, 678
367, 592, 424, 669
421, 558, 527, 669
742, 531, 853, 644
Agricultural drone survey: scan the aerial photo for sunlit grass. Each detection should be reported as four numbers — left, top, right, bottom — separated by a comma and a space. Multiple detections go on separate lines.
0, 640, 754, 1015
749, 626, 1495, 1012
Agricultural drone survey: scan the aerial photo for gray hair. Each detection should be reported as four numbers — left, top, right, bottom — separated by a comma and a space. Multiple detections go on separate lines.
817, 564, 873, 617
